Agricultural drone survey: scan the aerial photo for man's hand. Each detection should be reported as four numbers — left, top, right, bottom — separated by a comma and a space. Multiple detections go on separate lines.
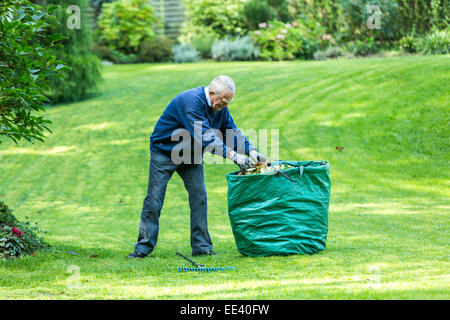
249, 149, 269, 164
228, 151, 252, 173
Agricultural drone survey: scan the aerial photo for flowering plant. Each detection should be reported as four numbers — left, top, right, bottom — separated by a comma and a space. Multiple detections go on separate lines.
0, 201, 48, 259
251, 19, 324, 61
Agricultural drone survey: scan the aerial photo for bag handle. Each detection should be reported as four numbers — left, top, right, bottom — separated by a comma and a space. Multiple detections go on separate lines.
276, 164, 303, 182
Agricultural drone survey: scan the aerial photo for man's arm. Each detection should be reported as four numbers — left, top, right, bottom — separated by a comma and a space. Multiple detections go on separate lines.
222, 110, 269, 163
177, 108, 233, 159
221, 109, 256, 156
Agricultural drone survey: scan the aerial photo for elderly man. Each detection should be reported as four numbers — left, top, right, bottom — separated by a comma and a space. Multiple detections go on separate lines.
128, 75, 268, 258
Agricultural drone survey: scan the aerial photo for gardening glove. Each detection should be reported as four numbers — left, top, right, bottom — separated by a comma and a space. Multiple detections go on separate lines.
249, 149, 269, 164
228, 151, 252, 174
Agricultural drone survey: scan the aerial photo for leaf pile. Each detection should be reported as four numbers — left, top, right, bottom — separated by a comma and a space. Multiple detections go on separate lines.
237, 162, 293, 175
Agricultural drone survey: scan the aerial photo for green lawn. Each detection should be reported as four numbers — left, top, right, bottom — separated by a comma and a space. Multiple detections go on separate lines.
0, 55, 449, 299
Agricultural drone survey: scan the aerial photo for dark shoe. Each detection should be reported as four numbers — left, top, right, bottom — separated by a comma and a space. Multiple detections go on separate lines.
192, 251, 218, 257
127, 252, 147, 259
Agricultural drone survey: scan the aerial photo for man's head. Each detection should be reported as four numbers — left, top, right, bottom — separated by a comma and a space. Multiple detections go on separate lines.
207, 75, 235, 111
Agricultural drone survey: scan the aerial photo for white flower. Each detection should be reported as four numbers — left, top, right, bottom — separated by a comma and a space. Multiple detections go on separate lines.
285, 23, 292, 28
281, 29, 288, 34
253, 30, 261, 35
276, 34, 285, 40
258, 22, 267, 28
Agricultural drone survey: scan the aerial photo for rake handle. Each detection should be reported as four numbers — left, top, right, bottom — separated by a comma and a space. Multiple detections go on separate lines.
176, 251, 204, 268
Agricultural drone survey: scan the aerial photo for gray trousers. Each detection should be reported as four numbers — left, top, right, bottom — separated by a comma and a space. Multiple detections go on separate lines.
134, 150, 213, 256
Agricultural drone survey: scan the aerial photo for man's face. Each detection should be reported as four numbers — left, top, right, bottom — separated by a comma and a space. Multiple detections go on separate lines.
209, 89, 234, 111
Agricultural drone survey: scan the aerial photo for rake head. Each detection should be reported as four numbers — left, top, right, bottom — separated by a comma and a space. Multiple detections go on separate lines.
176, 251, 236, 273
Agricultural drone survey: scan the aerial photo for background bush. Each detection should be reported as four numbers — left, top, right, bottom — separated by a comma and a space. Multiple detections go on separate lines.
90, 0, 114, 19
252, 19, 323, 61
97, 0, 158, 54
181, 0, 247, 39
190, 29, 217, 59
211, 36, 260, 61
0, 201, 48, 259
346, 37, 378, 56
416, 29, 450, 55
34, 0, 102, 103
1, 0, 67, 144
138, 36, 173, 63
243, 0, 290, 30
399, 34, 418, 53
287, 0, 448, 49
172, 43, 200, 63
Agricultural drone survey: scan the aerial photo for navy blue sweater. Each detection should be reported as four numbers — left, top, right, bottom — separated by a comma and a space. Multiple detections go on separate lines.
150, 86, 254, 162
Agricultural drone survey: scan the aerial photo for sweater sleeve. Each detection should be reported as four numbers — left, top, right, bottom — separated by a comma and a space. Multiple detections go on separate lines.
177, 105, 232, 158
221, 109, 256, 156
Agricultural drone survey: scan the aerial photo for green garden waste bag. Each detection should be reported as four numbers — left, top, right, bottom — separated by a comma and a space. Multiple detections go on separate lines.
226, 161, 331, 257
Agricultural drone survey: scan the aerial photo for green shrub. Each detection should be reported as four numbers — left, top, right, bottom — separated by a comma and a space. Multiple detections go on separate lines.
325, 46, 344, 58
211, 36, 260, 61
191, 29, 217, 59
243, 0, 277, 30
93, 42, 112, 59
0, 201, 48, 259
181, 0, 247, 39
0, 0, 66, 144
109, 51, 139, 64
399, 35, 418, 53
417, 29, 450, 55
313, 46, 344, 60
97, 0, 158, 54
34, 0, 102, 103
172, 44, 200, 63
347, 37, 379, 56
138, 36, 173, 63
396, 0, 448, 35
313, 50, 327, 60
90, 0, 114, 18
252, 19, 323, 61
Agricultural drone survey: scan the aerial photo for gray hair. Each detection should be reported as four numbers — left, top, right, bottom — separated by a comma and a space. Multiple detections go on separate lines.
208, 75, 236, 95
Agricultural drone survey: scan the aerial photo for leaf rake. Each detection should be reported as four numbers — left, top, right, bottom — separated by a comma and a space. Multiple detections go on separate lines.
176, 251, 236, 273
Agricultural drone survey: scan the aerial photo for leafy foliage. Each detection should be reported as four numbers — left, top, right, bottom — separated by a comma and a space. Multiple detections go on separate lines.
395, 0, 448, 35
252, 19, 323, 61
34, 0, 102, 103
243, 0, 277, 30
172, 43, 200, 63
138, 36, 173, 63
181, 0, 248, 39
211, 36, 260, 61
416, 29, 450, 55
97, 0, 158, 54
346, 36, 378, 56
243, 0, 289, 30
0, 0, 66, 144
288, 0, 449, 41
190, 29, 217, 59
89, 0, 114, 18
0, 201, 48, 259
399, 35, 417, 53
